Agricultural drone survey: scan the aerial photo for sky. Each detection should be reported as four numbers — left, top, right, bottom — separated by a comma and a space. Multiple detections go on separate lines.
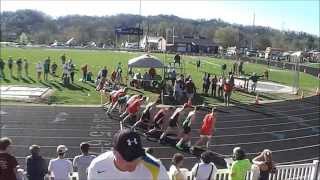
1, 0, 319, 36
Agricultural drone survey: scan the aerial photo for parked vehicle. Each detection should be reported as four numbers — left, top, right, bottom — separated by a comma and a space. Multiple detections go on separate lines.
246, 50, 258, 57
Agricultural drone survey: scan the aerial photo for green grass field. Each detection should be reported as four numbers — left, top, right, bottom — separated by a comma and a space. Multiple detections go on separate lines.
0, 47, 319, 105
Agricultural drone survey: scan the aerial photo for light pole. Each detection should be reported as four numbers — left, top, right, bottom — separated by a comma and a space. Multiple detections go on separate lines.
138, 0, 142, 49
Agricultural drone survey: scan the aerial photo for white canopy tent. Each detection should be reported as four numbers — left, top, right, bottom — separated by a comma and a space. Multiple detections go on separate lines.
291, 51, 303, 57
128, 54, 164, 68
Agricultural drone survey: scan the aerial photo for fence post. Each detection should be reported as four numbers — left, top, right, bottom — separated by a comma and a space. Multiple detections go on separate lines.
311, 160, 319, 180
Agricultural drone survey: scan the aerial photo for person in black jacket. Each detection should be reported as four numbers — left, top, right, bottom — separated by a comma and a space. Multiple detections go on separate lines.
25, 145, 47, 180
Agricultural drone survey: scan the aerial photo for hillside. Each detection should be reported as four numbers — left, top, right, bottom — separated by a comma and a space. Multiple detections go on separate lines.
1, 9, 319, 50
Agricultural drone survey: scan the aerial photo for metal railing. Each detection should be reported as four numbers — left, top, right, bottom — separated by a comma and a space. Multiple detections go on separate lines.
17, 160, 319, 180
185, 160, 319, 180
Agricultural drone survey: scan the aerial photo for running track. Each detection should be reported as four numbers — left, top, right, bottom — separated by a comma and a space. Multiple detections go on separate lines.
0, 96, 319, 170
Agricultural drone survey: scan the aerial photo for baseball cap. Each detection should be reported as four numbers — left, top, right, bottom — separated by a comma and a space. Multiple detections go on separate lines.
113, 129, 146, 162
57, 145, 68, 153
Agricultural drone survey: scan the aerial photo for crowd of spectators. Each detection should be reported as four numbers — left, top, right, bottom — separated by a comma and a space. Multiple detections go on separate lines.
0, 135, 277, 180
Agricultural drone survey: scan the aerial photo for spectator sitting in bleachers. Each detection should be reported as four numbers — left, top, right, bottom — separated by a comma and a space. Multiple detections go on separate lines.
169, 153, 186, 180
48, 145, 73, 180
26, 145, 47, 180
252, 149, 276, 180
229, 147, 252, 180
73, 142, 96, 180
191, 151, 217, 180
0, 137, 19, 180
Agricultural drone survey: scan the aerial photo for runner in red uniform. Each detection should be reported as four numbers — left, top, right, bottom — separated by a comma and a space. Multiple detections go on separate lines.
121, 96, 147, 124
106, 87, 128, 115
192, 107, 217, 149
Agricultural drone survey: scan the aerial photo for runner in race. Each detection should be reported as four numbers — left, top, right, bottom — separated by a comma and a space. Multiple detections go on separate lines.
176, 106, 198, 150
159, 104, 188, 144
191, 107, 217, 150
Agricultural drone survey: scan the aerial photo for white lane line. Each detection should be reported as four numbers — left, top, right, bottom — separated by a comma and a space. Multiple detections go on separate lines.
145, 134, 319, 149
216, 112, 318, 123
219, 106, 319, 118
52, 112, 69, 123
210, 134, 319, 147
2, 111, 318, 129
7, 126, 318, 141
2, 111, 317, 125
0, 110, 8, 115
3, 118, 317, 131
214, 118, 318, 130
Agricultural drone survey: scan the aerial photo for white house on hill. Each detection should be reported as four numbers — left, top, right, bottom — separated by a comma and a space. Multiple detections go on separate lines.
140, 35, 166, 51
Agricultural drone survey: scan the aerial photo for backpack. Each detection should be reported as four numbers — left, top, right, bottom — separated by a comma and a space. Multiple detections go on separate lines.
194, 163, 214, 180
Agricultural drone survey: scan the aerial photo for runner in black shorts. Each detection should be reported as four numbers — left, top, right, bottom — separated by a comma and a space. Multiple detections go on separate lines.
176, 106, 198, 150
132, 102, 156, 130
145, 107, 170, 137
159, 104, 188, 143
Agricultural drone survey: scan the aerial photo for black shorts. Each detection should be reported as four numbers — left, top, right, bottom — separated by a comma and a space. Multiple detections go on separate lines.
154, 124, 161, 129
183, 126, 191, 134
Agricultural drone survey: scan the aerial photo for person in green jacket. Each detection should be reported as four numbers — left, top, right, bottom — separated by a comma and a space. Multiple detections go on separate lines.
230, 147, 252, 180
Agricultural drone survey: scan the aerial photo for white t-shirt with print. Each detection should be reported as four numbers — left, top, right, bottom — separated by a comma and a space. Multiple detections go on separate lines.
191, 162, 217, 180
48, 158, 73, 180
87, 151, 169, 180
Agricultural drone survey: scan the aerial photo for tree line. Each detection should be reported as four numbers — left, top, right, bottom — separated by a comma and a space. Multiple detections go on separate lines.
1, 9, 319, 51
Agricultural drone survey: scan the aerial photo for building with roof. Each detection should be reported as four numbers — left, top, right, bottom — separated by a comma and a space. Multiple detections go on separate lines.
140, 35, 166, 51
166, 35, 218, 54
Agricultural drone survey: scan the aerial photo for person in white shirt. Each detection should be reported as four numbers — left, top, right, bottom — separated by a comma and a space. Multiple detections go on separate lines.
191, 151, 217, 180
73, 143, 96, 180
48, 145, 73, 180
62, 63, 70, 84
169, 153, 186, 180
173, 80, 182, 103
88, 129, 169, 180
36, 62, 43, 80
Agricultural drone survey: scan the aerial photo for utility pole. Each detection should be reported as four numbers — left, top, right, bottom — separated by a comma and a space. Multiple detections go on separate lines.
173, 27, 175, 45
138, 0, 142, 49
250, 12, 255, 50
